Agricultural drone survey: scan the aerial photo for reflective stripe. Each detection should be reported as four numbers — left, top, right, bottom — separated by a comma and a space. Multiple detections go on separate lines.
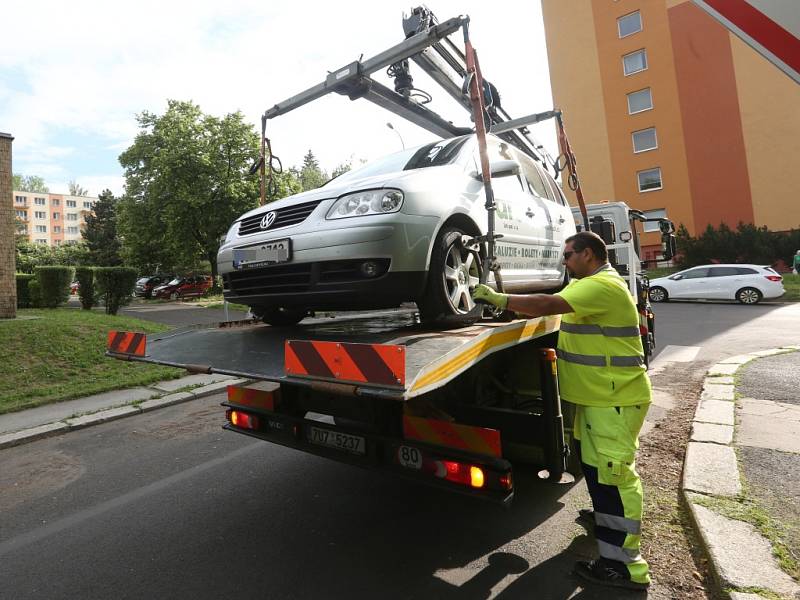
556, 349, 606, 367
598, 540, 643, 564
560, 323, 640, 337
595, 511, 642, 535
557, 349, 645, 368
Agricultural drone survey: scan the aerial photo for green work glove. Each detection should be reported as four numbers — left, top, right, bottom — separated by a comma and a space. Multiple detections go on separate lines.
472, 284, 508, 310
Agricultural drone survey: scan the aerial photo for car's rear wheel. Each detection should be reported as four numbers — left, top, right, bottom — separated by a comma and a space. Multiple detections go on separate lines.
417, 226, 483, 326
649, 286, 668, 302
736, 287, 762, 304
256, 306, 308, 327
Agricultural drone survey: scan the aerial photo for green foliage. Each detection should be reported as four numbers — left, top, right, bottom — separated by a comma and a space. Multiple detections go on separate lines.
75, 266, 97, 310
15, 240, 92, 273
15, 274, 35, 308
13, 173, 49, 193
298, 149, 328, 191
330, 160, 353, 179
83, 189, 122, 266
118, 100, 260, 279
68, 180, 89, 196
28, 279, 42, 308
676, 223, 800, 270
94, 266, 137, 315
34, 265, 74, 308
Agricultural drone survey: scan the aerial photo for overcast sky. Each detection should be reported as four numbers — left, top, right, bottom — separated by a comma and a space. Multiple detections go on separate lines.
0, 0, 556, 197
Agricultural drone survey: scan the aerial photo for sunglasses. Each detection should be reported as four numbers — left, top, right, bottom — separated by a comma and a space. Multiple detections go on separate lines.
563, 250, 576, 260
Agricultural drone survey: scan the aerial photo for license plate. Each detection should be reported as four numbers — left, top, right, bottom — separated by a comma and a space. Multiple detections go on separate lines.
306, 426, 366, 455
397, 445, 423, 469
233, 239, 291, 268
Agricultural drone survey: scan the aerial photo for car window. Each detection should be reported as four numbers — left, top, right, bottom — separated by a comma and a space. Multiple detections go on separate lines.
491, 173, 525, 196
515, 153, 549, 199
540, 166, 568, 206
136, 278, 148, 284
168, 278, 181, 285
679, 268, 709, 279
709, 267, 740, 277
737, 267, 758, 275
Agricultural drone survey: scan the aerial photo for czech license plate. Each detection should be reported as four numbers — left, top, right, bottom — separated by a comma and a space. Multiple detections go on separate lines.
233, 239, 291, 268
306, 426, 366, 455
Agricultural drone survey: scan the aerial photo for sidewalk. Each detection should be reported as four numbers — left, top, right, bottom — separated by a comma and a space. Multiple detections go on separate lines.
682, 345, 800, 600
0, 372, 249, 449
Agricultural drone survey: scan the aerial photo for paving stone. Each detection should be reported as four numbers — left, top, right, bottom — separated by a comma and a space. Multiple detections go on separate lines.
700, 383, 735, 401
0, 421, 69, 449
751, 348, 791, 357
707, 363, 740, 376
690, 422, 733, 445
683, 442, 741, 496
728, 593, 768, 600
138, 392, 194, 413
151, 373, 238, 393
718, 354, 755, 365
66, 405, 141, 429
738, 398, 800, 453
705, 375, 734, 385
695, 398, 735, 426
687, 502, 800, 598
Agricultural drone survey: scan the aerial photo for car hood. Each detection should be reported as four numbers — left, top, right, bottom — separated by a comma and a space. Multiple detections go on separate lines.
648, 276, 671, 286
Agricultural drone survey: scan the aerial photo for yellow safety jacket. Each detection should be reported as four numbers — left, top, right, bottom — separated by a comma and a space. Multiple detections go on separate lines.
555, 264, 651, 407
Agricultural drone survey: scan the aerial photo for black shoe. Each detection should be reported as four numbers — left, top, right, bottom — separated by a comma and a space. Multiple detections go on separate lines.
573, 559, 649, 591
576, 508, 594, 529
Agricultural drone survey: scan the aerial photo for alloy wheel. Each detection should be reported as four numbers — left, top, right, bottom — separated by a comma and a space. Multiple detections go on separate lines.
443, 241, 481, 314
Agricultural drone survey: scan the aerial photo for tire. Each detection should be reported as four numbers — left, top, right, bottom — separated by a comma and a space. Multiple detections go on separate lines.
736, 287, 762, 305
258, 307, 308, 327
417, 226, 483, 326
169, 292, 179, 301
649, 286, 668, 302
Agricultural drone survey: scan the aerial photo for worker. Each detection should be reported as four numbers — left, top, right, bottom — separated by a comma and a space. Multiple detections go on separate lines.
472, 230, 651, 591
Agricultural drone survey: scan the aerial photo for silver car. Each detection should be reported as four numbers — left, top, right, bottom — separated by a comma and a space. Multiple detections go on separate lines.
218, 134, 576, 326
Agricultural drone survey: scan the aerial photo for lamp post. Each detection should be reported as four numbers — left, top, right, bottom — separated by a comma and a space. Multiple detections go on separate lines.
386, 122, 405, 149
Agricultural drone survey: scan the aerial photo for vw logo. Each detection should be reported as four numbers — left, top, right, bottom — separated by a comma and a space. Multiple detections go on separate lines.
260, 211, 277, 230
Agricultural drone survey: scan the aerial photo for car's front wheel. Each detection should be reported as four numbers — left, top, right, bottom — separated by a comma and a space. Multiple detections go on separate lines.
736, 287, 762, 304
649, 286, 668, 302
255, 306, 308, 327
417, 225, 483, 326
169, 291, 179, 301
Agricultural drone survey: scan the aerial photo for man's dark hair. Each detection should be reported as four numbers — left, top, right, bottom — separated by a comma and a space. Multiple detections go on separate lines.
565, 231, 609, 262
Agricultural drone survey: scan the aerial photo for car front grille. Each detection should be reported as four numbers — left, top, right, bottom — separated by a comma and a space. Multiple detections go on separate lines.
237, 199, 324, 236
223, 259, 390, 295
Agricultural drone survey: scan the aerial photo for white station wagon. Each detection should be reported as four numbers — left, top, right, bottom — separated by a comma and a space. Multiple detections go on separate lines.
648, 264, 785, 304
218, 133, 576, 326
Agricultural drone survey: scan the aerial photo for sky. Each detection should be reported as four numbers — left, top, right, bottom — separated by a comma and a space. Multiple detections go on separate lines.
0, 0, 557, 197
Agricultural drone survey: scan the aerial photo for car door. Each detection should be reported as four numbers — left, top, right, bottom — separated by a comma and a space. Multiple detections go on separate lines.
668, 267, 710, 298
706, 266, 741, 298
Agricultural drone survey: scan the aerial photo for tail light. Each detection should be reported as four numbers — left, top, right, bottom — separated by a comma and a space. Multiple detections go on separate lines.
765, 275, 782, 282
227, 409, 260, 431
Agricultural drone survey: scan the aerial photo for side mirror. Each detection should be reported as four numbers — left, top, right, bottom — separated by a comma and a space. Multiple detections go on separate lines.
671, 274, 683, 281
661, 233, 677, 260
476, 160, 520, 181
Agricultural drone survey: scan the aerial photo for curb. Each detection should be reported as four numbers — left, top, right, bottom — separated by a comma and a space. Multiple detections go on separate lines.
0, 378, 250, 450
681, 345, 800, 599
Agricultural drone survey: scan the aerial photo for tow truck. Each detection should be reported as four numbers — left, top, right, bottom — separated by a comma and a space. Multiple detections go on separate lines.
107, 7, 674, 504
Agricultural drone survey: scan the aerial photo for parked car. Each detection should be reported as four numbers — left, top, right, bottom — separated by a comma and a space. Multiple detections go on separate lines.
153, 276, 213, 300
649, 264, 784, 304
134, 274, 175, 298
218, 133, 576, 326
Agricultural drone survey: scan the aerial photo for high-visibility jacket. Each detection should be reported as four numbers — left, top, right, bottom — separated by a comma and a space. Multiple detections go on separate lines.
555, 264, 651, 407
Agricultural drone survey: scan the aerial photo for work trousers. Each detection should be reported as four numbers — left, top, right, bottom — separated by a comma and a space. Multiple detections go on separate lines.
573, 403, 650, 585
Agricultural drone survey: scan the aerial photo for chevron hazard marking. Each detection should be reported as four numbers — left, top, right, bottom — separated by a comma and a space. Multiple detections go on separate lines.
285, 340, 405, 387
106, 330, 146, 356
403, 415, 501, 458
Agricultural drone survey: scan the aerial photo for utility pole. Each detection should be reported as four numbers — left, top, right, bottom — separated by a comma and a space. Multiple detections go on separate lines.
0, 132, 16, 319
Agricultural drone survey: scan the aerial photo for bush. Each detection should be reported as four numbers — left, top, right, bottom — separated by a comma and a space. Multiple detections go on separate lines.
75, 266, 97, 310
95, 267, 138, 315
15, 273, 36, 308
34, 265, 74, 308
28, 279, 42, 308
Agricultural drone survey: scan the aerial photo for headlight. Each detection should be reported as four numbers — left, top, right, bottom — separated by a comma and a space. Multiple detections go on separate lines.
326, 189, 404, 220
224, 222, 239, 243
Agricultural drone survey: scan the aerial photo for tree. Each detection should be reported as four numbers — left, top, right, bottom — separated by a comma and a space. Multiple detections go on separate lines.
298, 150, 328, 191
68, 180, 89, 196
330, 160, 352, 179
118, 100, 260, 281
12, 173, 49, 193
83, 189, 122, 265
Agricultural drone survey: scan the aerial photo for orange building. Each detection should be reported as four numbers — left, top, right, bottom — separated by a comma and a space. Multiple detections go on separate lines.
541, 0, 800, 259
13, 191, 96, 246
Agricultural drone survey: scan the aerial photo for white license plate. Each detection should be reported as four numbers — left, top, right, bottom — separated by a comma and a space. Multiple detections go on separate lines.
397, 445, 423, 469
307, 426, 366, 455
233, 239, 291, 268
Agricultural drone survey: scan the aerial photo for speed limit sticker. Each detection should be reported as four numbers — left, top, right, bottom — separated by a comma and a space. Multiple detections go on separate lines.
397, 446, 423, 469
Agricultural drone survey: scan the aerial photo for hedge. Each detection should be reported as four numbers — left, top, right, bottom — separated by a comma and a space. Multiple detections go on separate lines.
34, 265, 74, 309
16, 273, 36, 308
75, 266, 97, 310
95, 267, 138, 315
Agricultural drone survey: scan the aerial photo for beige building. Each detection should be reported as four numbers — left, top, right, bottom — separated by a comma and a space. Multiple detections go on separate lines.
13, 191, 97, 246
541, 0, 800, 260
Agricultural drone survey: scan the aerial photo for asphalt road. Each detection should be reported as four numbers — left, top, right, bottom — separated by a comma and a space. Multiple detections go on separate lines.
2, 300, 798, 599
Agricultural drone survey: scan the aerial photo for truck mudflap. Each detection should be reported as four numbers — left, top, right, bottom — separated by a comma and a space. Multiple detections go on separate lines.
222, 384, 515, 505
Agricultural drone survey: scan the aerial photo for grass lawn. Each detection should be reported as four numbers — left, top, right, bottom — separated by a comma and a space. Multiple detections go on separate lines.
0, 308, 183, 415
781, 273, 800, 302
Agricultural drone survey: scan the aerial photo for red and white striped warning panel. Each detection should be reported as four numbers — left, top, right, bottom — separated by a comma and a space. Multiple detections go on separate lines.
402, 415, 502, 458
106, 330, 146, 356
285, 340, 405, 388
227, 383, 279, 411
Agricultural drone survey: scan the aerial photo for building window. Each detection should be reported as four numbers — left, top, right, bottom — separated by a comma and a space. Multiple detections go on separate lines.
632, 127, 658, 153
35, 211, 46, 219
15, 195, 27, 204
642, 208, 667, 232
52, 212, 60, 220
66, 213, 79, 221
54, 226, 62, 233
66, 200, 77, 208
18, 225, 28, 234
623, 49, 648, 76
15, 210, 27, 219
67, 226, 79, 234
638, 167, 663, 192
36, 239, 48, 244
35, 225, 47, 233
627, 88, 653, 114
83, 201, 93, 209
618, 11, 642, 38
34, 197, 46, 205
52, 199, 60, 206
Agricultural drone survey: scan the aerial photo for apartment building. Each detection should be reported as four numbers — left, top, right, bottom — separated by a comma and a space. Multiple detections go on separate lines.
541, 0, 800, 259
13, 191, 97, 246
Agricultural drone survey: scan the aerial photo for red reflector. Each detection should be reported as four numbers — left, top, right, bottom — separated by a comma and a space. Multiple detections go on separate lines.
765, 275, 782, 282
433, 460, 484, 487
227, 409, 259, 431
499, 473, 513, 490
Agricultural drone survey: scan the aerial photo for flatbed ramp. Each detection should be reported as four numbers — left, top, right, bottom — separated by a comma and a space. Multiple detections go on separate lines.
108, 310, 561, 399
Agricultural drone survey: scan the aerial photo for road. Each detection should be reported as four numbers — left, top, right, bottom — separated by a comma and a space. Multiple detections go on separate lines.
1, 300, 798, 599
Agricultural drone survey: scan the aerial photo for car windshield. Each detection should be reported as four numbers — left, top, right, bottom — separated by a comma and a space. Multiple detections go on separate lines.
136, 278, 149, 284
324, 136, 473, 187
167, 278, 181, 285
